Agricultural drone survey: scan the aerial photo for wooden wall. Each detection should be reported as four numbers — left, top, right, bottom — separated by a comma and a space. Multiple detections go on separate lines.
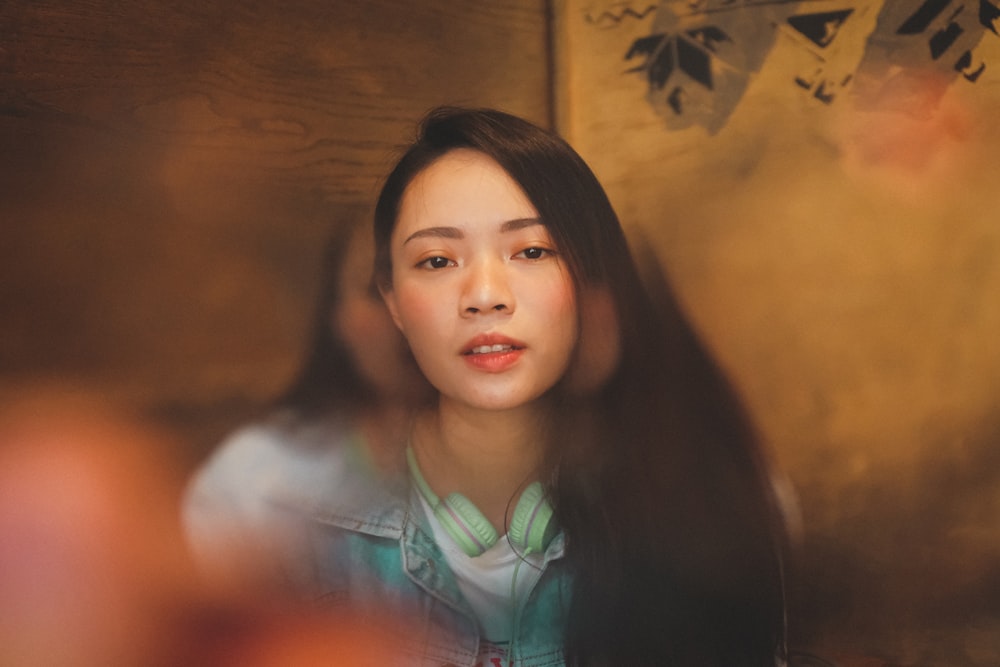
555, 1, 999, 664
0, 1, 551, 452
2, 1, 998, 664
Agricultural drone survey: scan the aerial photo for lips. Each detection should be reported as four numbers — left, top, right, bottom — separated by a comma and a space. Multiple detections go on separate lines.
461, 334, 525, 372
469, 343, 517, 355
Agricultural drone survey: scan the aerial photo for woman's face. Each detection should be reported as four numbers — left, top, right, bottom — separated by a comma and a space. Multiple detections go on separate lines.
382, 149, 579, 412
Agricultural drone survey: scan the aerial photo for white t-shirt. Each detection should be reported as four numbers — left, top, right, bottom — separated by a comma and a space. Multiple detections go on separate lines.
415, 490, 546, 644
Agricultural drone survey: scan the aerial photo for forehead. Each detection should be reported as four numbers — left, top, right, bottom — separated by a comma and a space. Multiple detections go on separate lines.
395, 149, 537, 236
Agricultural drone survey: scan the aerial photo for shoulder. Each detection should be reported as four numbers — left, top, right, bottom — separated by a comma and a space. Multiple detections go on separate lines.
181, 412, 362, 549
181, 411, 385, 588
187, 412, 356, 505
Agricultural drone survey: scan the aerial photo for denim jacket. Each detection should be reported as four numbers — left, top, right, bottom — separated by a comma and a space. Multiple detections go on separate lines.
183, 414, 571, 667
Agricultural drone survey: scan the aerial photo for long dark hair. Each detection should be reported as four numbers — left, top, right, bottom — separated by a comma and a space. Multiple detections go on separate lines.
275, 206, 378, 416
374, 107, 787, 666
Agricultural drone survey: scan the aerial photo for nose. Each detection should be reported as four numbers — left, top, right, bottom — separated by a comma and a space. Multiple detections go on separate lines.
461, 257, 514, 316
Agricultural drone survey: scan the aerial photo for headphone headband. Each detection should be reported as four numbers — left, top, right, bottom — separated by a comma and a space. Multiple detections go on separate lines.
405, 446, 556, 557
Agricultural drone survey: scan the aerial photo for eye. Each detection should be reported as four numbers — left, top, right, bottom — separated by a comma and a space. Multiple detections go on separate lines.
418, 255, 454, 270
515, 246, 554, 260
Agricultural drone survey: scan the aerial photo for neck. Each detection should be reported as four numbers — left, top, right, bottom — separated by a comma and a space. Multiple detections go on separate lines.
410, 396, 550, 531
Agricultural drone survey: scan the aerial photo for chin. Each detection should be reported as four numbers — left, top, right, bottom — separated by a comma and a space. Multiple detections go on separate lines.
455, 386, 551, 412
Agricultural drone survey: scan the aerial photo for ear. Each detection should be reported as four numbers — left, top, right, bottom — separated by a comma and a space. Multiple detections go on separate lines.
379, 284, 405, 332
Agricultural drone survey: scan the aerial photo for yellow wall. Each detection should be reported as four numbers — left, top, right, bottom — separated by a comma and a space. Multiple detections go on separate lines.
556, 1, 999, 662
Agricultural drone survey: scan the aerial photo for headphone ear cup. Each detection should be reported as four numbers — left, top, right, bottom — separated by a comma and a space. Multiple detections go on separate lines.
437, 493, 499, 557
508, 482, 556, 554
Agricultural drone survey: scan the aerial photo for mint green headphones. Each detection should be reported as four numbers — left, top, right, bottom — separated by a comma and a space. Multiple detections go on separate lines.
405, 447, 557, 557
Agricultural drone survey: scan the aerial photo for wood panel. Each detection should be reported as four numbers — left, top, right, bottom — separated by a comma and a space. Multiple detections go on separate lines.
0, 1, 550, 448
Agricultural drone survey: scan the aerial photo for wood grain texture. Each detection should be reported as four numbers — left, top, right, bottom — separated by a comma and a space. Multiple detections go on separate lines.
0, 0, 549, 445
3, 1, 549, 195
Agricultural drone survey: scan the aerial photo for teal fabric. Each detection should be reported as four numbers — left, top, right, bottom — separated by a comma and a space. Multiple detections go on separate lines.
184, 414, 571, 667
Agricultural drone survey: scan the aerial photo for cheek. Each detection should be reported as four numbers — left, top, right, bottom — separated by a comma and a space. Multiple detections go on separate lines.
542, 277, 578, 328
391, 284, 442, 342
522, 275, 579, 352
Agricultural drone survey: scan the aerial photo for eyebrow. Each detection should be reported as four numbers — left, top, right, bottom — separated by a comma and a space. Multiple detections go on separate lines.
403, 218, 542, 245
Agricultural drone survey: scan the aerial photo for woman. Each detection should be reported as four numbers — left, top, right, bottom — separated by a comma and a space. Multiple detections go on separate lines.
186, 107, 788, 666
183, 207, 430, 592
372, 107, 788, 666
